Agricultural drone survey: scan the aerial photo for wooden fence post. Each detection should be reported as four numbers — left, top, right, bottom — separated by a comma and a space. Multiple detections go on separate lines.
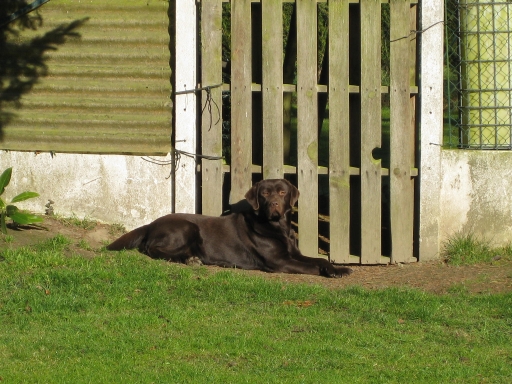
419, 0, 444, 260
174, 0, 198, 213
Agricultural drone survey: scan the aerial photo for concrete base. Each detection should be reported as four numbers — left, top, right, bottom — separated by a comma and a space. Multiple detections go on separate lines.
440, 150, 512, 247
0, 151, 174, 230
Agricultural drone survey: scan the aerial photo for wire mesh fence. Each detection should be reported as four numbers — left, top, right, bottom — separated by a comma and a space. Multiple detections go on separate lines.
444, 0, 512, 149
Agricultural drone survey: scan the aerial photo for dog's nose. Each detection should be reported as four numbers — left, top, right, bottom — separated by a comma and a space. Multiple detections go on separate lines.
271, 201, 279, 207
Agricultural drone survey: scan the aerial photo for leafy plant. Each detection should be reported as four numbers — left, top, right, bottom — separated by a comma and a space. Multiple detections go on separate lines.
0, 167, 43, 234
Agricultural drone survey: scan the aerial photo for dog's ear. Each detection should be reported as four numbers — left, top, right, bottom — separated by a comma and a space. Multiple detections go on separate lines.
284, 180, 300, 207
244, 182, 260, 210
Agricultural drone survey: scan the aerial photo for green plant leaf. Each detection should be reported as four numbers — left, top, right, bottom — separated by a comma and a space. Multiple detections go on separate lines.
6, 205, 19, 215
0, 167, 12, 196
10, 211, 43, 225
0, 198, 5, 211
0, 214, 6, 234
11, 191, 40, 203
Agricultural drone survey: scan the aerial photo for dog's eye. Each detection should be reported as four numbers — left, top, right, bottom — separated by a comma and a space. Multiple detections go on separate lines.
279, 190, 286, 196
262, 191, 269, 197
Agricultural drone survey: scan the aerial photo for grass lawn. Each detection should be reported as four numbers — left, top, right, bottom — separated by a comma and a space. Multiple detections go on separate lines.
1, 235, 511, 383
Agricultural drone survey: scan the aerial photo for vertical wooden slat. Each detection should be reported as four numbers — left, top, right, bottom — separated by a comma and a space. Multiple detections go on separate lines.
201, 0, 224, 215
328, 0, 351, 263
360, 0, 382, 264
230, 0, 253, 202
390, 0, 414, 263
262, 0, 284, 179
296, 0, 319, 257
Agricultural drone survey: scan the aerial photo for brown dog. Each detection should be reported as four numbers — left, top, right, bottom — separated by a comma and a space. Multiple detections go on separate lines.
107, 179, 352, 278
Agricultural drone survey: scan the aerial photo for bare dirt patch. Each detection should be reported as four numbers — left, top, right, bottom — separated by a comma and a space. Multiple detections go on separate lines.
2, 216, 511, 295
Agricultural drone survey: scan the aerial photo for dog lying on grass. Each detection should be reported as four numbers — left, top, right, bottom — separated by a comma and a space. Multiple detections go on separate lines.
107, 179, 352, 278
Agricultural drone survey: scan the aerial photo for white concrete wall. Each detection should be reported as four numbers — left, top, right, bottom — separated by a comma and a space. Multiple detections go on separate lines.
0, 151, 174, 230
440, 150, 512, 247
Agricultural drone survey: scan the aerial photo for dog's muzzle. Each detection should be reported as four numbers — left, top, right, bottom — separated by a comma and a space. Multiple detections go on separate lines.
267, 201, 284, 220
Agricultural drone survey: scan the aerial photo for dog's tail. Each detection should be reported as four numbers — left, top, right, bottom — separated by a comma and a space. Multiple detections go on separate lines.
106, 225, 148, 251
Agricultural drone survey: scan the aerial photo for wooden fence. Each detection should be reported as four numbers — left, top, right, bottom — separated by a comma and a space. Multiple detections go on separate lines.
178, 0, 419, 264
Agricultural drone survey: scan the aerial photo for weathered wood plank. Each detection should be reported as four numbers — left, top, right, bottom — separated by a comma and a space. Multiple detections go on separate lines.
328, 0, 351, 263
360, 0, 382, 264
389, 0, 415, 263
201, 0, 224, 215
262, 0, 284, 179
230, 0, 253, 202
296, 0, 319, 257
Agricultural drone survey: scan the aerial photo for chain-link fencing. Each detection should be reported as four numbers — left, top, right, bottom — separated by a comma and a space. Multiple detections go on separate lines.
445, 0, 512, 149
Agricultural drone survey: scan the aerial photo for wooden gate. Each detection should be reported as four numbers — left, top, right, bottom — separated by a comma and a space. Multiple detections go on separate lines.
175, 0, 419, 265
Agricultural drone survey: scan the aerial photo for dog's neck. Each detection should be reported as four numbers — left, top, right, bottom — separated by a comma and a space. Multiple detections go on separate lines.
244, 209, 291, 239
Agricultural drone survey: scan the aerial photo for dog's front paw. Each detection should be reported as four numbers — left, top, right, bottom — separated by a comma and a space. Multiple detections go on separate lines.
334, 266, 353, 278
186, 256, 203, 266
321, 265, 353, 278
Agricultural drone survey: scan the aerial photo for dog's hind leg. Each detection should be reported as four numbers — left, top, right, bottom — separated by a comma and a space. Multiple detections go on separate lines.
142, 219, 204, 263
107, 225, 148, 251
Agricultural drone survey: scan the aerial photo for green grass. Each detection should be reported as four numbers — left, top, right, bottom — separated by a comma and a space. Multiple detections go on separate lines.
109, 222, 127, 236
56, 214, 98, 230
1, 236, 512, 383
442, 232, 512, 266
1, 234, 14, 244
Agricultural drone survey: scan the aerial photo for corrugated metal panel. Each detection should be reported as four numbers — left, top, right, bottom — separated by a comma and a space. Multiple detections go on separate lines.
1, 0, 171, 155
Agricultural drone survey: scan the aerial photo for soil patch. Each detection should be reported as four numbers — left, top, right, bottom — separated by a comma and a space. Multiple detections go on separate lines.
2, 217, 511, 295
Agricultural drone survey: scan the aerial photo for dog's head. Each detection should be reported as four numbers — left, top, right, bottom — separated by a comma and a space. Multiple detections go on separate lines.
244, 179, 299, 221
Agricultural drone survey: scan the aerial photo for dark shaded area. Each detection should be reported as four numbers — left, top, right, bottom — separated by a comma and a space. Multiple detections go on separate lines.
0, 0, 87, 140
348, 3, 362, 257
